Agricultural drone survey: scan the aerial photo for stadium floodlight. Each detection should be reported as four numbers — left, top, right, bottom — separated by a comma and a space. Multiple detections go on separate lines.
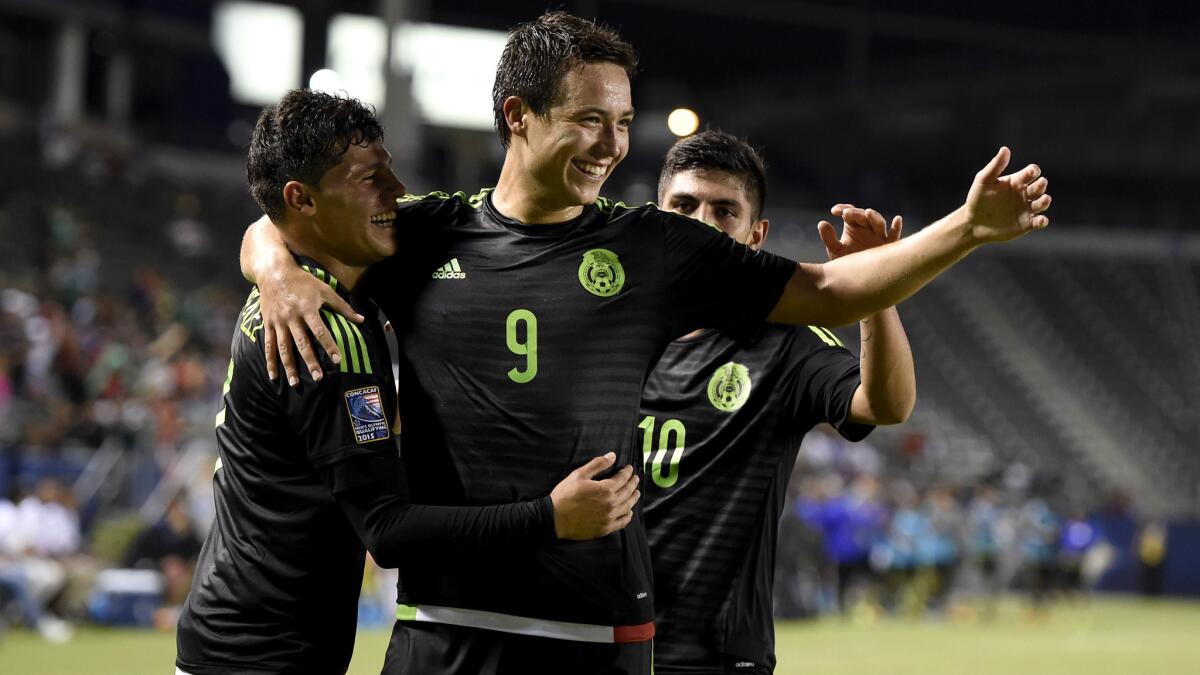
213, 1, 303, 105
308, 69, 345, 95
667, 108, 700, 137
328, 14, 389, 110
392, 23, 507, 131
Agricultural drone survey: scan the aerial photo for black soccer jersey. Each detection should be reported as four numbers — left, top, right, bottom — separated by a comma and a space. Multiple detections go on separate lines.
365, 190, 796, 640
176, 259, 555, 675
640, 324, 872, 673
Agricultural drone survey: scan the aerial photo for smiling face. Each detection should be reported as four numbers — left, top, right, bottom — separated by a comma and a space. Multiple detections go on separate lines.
519, 61, 634, 211
303, 140, 406, 266
660, 168, 768, 249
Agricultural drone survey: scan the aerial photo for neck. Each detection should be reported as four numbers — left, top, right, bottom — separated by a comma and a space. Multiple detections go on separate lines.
493, 151, 585, 225
281, 228, 366, 292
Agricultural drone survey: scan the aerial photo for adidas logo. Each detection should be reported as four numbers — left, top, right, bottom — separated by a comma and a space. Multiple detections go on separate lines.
432, 258, 466, 280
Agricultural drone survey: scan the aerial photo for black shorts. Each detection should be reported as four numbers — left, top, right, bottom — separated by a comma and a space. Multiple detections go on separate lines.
384, 620, 653, 675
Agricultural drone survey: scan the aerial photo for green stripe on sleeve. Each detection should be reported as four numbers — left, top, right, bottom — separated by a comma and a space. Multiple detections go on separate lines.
336, 314, 362, 373
323, 310, 349, 373
347, 322, 372, 375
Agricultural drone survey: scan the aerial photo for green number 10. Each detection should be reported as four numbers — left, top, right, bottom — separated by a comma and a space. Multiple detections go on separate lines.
639, 416, 686, 489
506, 309, 538, 383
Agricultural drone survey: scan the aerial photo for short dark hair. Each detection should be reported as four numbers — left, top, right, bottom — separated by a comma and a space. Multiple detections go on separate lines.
247, 89, 383, 221
492, 11, 638, 149
658, 130, 768, 220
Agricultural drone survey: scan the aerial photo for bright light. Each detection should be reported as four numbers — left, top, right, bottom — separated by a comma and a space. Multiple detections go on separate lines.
393, 23, 507, 130
309, 69, 345, 94
667, 108, 700, 137
328, 14, 388, 110
213, 2, 303, 105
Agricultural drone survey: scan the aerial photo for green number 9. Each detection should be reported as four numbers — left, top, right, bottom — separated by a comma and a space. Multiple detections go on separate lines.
506, 309, 538, 383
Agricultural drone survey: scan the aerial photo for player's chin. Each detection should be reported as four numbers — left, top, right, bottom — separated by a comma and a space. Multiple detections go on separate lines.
567, 177, 605, 206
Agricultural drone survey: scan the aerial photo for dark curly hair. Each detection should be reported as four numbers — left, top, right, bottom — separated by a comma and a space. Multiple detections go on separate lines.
658, 130, 768, 220
492, 11, 638, 149
247, 89, 383, 221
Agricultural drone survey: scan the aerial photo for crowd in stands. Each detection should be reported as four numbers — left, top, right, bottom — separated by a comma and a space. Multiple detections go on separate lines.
775, 429, 1129, 620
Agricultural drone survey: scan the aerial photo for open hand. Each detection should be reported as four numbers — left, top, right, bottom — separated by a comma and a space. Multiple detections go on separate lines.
550, 453, 640, 540
259, 267, 363, 385
962, 146, 1051, 243
818, 204, 903, 260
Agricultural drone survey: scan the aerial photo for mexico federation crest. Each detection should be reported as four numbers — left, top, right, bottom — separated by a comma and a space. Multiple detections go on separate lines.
707, 362, 752, 412
344, 386, 390, 444
578, 248, 625, 298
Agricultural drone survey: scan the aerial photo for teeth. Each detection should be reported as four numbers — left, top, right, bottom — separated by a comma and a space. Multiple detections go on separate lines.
370, 211, 396, 224
574, 160, 607, 177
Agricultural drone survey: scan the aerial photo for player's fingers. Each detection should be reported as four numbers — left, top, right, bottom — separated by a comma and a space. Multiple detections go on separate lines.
1031, 193, 1052, 214
863, 208, 886, 237
612, 472, 639, 503
572, 452, 617, 480
975, 146, 1011, 183
1032, 214, 1050, 229
288, 319, 323, 383
276, 327, 300, 387
304, 312, 341, 368
889, 215, 904, 241
1021, 163, 1042, 185
1025, 176, 1048, 200
817, 221, 840, 251
263, 327, 279, 381
609, 509, 634, 533
614, 487, 640, 515
323, 286, 365, 324
829, 203, 856, 216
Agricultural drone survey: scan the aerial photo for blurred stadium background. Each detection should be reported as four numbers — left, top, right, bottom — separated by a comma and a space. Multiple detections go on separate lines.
1, 0, 1198, 672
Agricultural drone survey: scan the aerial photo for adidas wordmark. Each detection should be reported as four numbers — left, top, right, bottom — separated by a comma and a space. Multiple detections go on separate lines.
432, 258, 466, 280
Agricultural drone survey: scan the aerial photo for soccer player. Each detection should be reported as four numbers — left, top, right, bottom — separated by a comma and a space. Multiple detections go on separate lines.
643, 131, 913, 674
175, 89, 640, 675
241, 12, 1051, 674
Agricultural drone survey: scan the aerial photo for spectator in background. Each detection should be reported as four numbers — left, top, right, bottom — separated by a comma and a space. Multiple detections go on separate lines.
1137, 521, 1167, 596
919, 485, 963, 613
1019, 497, 1059, 614
0, 479, 77, 641
966, 485, 1004, 619
1057, 509, 1099, 600
122, 491, 201, 609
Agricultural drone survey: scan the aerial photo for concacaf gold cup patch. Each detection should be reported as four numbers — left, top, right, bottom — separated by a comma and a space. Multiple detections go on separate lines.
344, 386, 390, 444
578, 248, 625, 298
707, 362, 752, 412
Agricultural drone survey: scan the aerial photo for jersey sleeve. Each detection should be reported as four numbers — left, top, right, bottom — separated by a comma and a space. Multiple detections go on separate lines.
658, 210, 797, 336
784, 328, 875, 442
277, 334, 396, 469
318, 455, 556, 568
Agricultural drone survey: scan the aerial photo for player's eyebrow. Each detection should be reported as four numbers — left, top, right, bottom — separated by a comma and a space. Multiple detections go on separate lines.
350, 158, 392, 178
576, 106, 636, 118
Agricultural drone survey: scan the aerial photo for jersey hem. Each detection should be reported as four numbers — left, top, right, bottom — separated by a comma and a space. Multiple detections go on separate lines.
395, 603, 655, 643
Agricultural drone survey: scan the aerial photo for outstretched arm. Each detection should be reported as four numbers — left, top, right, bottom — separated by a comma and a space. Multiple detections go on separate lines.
241, 216, 362, 385
768, 147, 1050, 327
817, 206, 916, 425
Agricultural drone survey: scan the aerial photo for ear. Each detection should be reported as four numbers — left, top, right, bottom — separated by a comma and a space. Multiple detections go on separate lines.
747, 218, 769, 250
502, 96, 530, 141
282, 180, 316, 217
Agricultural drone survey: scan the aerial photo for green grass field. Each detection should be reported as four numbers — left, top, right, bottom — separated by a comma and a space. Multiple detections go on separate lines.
1, 597, 1197, 674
